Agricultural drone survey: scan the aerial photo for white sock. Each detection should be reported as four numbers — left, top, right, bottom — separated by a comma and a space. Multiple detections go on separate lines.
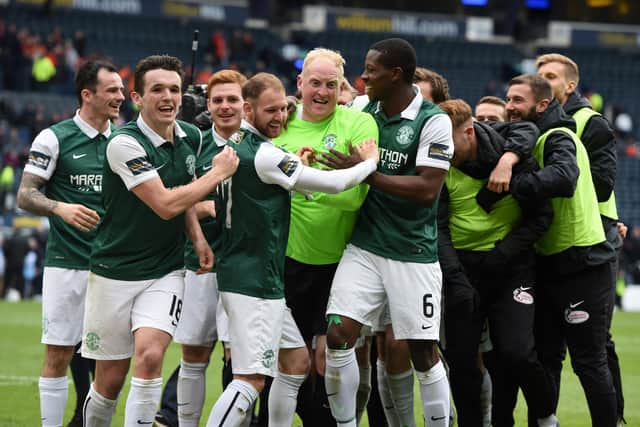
356, 365, 372, 425
206, 379, 258, 427
325, 347, 358, 426
178, 360, 208, 427
39, 376, 68, 427
538, 413, 559, 427
83, 383, 117, 427
416, 360, 450, 427
268, 372, 306, 427
124, 377, 162, 426
376, 359, 402, 427
480, 369, 492, 427
388, 368, 416, 427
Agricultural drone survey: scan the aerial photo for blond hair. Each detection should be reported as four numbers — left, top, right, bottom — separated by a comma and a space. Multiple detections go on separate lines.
536, 53, 580, 85
438, 99, 473, 129
302, 48, 345, 81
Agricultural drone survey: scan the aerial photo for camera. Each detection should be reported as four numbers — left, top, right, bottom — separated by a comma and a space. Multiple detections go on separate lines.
180, 83, 212, 130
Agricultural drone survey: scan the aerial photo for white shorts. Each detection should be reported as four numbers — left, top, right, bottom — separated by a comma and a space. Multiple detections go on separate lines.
327, 244, 442, 340
174, 270, 218, 346
42, 267, 89, 346
216, 296, 230, 344
221, 292, 305, 377
81, 270, 185, 360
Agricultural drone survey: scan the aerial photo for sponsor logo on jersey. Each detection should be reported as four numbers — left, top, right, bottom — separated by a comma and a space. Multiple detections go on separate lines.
125, 156, 154, 175
70, 174, 102, 192
379, 147, 408, 170
277, 155, 298, 177
229, 130, 245, 144
428, 142, 452, 162
185, 154, 196, 176
323, 133, 338, 150
396, 125, 415, 146
72, 153, 87, 159
513, 286, 534, 305
85, 332, 101, 351
262, 349, 275, 368
28, 150, 51, 170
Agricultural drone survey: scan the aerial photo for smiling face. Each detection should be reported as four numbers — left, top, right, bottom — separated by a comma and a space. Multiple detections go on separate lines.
475, 102, 506, 122
245, 87, 288, 139
132, 68, 182, 131
361, 49, 394, 102
208, 82, 243, 138
83, 68, 125, 121
298, 57, 341, 122
506, 83, 540, 123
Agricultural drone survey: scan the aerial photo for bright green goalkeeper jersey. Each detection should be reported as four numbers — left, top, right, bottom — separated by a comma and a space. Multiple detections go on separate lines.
273, 105, 378, 264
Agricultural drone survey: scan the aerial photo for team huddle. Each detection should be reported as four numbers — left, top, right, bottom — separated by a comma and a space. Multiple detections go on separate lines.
20, 37, 623, 427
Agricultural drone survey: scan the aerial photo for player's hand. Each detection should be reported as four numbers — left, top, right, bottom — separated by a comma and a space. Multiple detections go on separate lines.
212, 146, 239, 179
194, 239, 214, 274
296, 146, 315, 166
53, 202, 100, 232
284, 96, 298, 130
355, 138, 379, 164
317, 141, 362, 170
487, 165, 511, 193
617, 222, 628, 239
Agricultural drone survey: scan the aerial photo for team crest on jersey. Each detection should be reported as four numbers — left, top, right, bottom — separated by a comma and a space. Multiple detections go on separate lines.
229, 130, 245, 144
277, 155, 298, 177
262, 349, 275, 368
396, 125, 415, 146
185, 154, 196, 176
323, 133, 338, 150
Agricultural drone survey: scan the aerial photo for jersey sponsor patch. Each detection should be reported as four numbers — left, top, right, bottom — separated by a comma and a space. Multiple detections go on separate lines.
28, 150, 51, 170
428, 142, 452, 162
125, 156, 154, 175
277, 155, 299, 177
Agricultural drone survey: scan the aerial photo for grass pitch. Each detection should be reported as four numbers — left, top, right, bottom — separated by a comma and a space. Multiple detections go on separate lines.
0, 300, 637, 426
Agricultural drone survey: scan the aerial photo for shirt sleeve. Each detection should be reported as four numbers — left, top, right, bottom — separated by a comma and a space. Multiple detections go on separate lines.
416, 113, 454, 171
254, 143, 304, 190
106, 135, 160, 190
23, 128, 59, 180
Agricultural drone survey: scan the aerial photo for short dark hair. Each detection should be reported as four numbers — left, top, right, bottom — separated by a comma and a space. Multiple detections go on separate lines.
369, 38, 416, 85
242, 72, 285, 102
134, 55, 184, 95
414, 67, 450, 104
508, 74, 553, 103
75, 60, 118, 107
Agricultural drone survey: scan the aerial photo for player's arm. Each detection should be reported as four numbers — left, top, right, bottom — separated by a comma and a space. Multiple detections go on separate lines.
108, 135, 239, 220
581, 115, 616, 202
255, 141, 378, 194
185, 205, 213, 273
437, 186, 472, 289
487, 121, 539, 193
17, 128, 99, 232
366, 113, 453, 207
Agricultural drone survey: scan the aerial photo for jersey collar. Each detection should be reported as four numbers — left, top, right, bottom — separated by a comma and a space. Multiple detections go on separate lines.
240, 119, 271, 142
212, 127, 229, 147
372, 84, 423, 121
136, 115, 187, 147
73, 110, 112, 139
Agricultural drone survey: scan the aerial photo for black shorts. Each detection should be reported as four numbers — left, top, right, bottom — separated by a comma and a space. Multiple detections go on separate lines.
284, 257, 338, 342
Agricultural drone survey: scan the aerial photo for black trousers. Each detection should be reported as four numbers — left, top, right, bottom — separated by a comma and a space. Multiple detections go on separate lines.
443, 252, 554, 427
534, 260, 617, 427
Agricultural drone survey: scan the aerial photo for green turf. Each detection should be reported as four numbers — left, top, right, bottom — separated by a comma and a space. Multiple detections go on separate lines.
0, 300, 637, 426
